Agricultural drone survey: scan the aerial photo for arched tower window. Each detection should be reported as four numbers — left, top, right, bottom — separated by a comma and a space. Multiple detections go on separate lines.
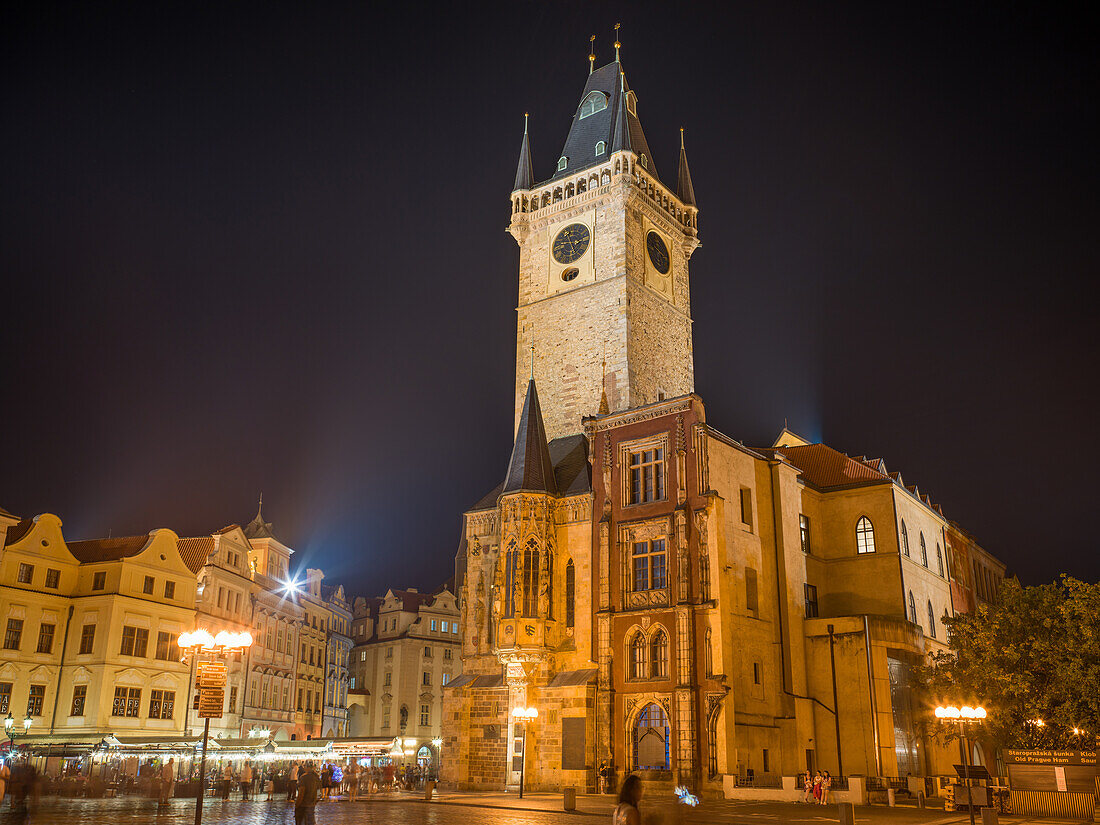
522, 539, 539, 617
626, 90, 637, 115
908, 590, 918, 625
557, 157, 568, 172
505, 541, 518, 617
565, 560, 575, 628
920, 533, 928, 567
630, 632, 647, 679
650, 630, 668, 678
579, 91, 608, 119
633, 703, 670, 770
546, 551, 554, 619
638, 153, 649, 170
927, 601, 936, 638
704, 628, 713, 676
936, 544, 945, 578
856, 517, 876, 554
595, 140, 606, 155
901, 521, 910, 556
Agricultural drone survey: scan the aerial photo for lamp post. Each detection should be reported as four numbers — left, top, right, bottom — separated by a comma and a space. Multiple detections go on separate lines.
511, 706, 538, 799
935, 704, 987, 825
432, 736, 443, 777
177, 629, 253, 825
4, 712, 33, 756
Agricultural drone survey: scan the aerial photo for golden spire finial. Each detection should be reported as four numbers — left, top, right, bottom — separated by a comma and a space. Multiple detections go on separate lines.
589, 34, 596, 74
680, 126, 685, 148
524, 112, 529, 134
614, 23, 621, 62
598, 348, 610, 415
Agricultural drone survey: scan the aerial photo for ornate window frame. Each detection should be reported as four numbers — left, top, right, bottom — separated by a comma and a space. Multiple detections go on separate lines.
620, 434, 669, 507
619, 517, 672, 610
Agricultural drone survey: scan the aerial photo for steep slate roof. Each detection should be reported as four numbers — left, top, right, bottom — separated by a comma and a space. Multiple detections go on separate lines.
386, 588, 433, 613
243, 500, 275, 540
546, 60, 657, 185
67, 535, 151, 564
677, 130, 696, 206
512, 115, 534, 192
177, 536, 215, 574
468, 433, 591, 514
503, 380, 558, 495
771, 443, 891, 489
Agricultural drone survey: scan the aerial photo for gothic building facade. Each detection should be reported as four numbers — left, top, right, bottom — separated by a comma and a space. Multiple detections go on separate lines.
442, 46, 1004, 796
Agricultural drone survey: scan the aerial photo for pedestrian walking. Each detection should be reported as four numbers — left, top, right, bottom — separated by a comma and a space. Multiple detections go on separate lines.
287, 762, 299, 801
820, 771, 832, 804
222, 763, 234, 800
294, 762, 321, 825
158, 759, 175, 806
240, 762, 253, 800
346, 762, 359, 801
613, 774, 642, 825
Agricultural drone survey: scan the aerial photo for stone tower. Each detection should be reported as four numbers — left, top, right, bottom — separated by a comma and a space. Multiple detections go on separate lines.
507, 56, 700, 441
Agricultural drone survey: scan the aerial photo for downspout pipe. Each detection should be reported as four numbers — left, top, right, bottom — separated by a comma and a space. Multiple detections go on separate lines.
863, 615, 883, 777
48, 605, 75, 735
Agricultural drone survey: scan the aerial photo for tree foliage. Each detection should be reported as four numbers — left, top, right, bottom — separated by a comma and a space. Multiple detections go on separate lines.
918, 575, 1100, 752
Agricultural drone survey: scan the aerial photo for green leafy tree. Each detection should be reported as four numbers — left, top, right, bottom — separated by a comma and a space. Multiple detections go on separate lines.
918, 575, 1100, 752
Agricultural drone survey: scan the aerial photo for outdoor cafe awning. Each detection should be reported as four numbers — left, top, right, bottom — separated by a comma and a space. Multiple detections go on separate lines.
328, 738, 397, 756
6, 734, 103, 757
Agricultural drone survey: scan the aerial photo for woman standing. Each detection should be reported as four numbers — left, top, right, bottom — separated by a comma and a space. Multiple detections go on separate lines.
613, 774, 642, 825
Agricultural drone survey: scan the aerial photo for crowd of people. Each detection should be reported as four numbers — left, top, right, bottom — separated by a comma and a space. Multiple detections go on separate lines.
802, 770, 834, 804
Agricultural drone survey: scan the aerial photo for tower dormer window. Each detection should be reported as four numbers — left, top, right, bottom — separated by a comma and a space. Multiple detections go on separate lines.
579, 91, 608, 119
626, 91, 637, 115
595, 140, 606, 155
557, 156, 568, 172
638, 154, 649, 170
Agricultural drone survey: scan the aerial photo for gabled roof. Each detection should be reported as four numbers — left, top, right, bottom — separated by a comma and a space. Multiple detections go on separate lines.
383, 588, 433, 613
67, 535, 151, 565
177, 536, 215, 574
503, 380, 558, 495
546, 60, 657, 185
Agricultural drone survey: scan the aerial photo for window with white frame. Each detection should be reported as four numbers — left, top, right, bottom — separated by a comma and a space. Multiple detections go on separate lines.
856, 517, 876, 554
579, 91, 608, 119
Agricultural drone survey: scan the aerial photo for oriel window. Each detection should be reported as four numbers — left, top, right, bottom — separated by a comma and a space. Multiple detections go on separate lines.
628, 448, 665, 505
632, 539, 667, 591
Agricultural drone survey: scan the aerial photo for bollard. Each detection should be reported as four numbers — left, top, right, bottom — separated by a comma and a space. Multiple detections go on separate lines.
887, 787, 896, 807
838, 801, 857, 825
981, 807, 998, 825
563, 786, 577, 811
917, 790, 926, 808
424, 780, 436, 801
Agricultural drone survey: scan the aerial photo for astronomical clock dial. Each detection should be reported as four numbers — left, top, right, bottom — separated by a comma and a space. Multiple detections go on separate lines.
646, 230, 671, 275
552, 223, 591, 264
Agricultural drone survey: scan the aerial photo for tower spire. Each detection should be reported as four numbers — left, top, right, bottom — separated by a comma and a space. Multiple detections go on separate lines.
599, 351, 610, 415
512, 113, 533, 192
614, 22, 621, 62
589, 34, 596, 74
677, 127, 697, 207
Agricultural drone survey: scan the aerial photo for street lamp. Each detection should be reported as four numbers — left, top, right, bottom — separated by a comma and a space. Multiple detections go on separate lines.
935, 705, 987, 825
4, 712, 33, 752
511, 706, 538, 799
432, 736, 443, 776
178, 628, 253, 825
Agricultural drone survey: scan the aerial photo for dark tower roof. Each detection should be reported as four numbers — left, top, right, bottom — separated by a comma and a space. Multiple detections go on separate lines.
502, 380, 558, 495
546, 60, 657, 185
677, 129, 697, 207
243, 496, 276, 540
512, 114, 534, 192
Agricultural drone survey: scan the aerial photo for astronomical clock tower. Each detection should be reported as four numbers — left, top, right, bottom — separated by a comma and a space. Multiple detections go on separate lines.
442, 42, 700, 793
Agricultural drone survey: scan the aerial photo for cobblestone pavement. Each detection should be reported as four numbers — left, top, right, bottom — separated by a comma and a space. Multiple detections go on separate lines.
0, 796, 1087, 825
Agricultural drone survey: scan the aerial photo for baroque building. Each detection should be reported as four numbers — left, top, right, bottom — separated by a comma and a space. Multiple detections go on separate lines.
442, 43, 1007, 796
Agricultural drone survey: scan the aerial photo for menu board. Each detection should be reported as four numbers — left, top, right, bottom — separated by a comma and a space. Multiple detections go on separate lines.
1004, 750, 1097, 793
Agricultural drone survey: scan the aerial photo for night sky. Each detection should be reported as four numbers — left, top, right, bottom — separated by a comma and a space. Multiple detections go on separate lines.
2, 2, 1096, 595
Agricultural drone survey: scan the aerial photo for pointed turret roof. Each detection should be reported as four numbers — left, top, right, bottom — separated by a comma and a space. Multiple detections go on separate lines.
512, 113, 534, 192
547, 60, 657, 185
677, 129, 697, 207
502, 380, 558, 495
243, 496, 276, 540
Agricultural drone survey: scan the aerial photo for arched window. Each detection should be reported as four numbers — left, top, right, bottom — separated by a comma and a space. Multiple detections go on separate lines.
650, 630, 668, 678
638, 153, 649, 170
579, 91, 608, 119
630, 632, 647, 679
626, 91, 637, 115
546, 552, 554, 619
704, 628, 713, 676
565, 560, 576, 628
920, 533, 928, 567
936, 545, 945, 578
927, 601, 936, 638
522, 539, 539, 617
557, 157, 568, 172
633, 703, 670, 770
504, 541, 518, 617
595, 140, 606, 155
900, 521, 910, 556
856, 517, 876, 554
908, 590, 918, 625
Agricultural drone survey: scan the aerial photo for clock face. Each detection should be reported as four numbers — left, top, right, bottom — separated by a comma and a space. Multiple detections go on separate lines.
646, 231, 671, 275
552, 223, 591, 264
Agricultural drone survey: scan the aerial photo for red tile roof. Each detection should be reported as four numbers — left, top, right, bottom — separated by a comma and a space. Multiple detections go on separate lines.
775, 443, 891, 489
67, 535, 150, 564
3, 518, 35, 546
177, 536, 215, 574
